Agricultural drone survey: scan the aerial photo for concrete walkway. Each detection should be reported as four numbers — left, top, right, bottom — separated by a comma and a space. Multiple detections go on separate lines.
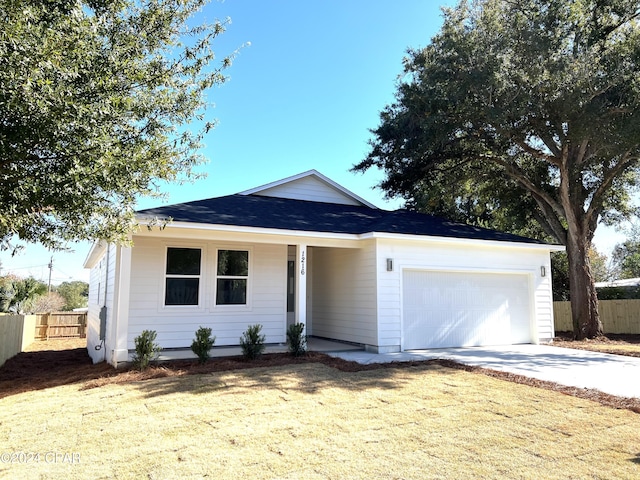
328, 344, 640, 399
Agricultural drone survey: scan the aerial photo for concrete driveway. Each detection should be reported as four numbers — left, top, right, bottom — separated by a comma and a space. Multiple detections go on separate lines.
328, 344, 640, 399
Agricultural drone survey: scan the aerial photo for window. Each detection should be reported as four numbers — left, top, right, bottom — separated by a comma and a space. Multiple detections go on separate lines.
165, 247, 201, 306
216, 250, 248, 305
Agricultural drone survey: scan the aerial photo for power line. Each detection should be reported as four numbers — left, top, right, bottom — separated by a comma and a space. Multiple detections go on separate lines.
1, 264, 50, 271
53, 266, 76, 279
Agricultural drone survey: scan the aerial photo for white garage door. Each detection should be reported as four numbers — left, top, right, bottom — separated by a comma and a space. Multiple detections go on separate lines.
402, 270, 532, 350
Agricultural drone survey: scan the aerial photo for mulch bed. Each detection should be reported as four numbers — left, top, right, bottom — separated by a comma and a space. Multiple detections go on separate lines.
2, 337, 640, 414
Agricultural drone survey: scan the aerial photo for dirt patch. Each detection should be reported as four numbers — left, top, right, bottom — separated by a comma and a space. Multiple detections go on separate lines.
2, 338, 640, 414
553, 332, 640, 357
0, 339, 114, 398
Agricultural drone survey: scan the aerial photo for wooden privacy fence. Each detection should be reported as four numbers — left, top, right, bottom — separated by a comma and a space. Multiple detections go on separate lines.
0, 314, 36, 367
554, 300, 640, 334
35, 312, 87, 339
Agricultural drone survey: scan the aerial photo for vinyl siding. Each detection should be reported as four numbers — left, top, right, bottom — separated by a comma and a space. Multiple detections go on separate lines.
252, 176, 362, 205
86, 244, 118, 363
126, 237, 287, 349
86, 258, 104, 362
311, 241, 377, 345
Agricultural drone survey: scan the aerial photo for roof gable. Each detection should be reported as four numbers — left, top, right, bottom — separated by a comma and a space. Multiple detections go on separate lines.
239, 170, 377, 208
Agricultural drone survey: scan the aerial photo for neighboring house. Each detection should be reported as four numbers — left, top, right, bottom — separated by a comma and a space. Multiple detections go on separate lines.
84, 170, 563, 366
595, 278, 640, 288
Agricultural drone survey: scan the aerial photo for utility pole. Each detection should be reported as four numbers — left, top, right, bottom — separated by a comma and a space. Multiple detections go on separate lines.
48, 256, 53, 292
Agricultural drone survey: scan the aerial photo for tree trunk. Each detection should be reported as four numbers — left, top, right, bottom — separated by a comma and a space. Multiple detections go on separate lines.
566, 231, 603, 339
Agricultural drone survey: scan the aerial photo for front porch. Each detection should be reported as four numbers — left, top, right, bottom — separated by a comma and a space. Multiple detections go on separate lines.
154, 336, 364, 362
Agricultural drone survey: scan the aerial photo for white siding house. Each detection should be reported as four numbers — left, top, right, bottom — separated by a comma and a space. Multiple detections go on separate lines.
84, 170, 563, 366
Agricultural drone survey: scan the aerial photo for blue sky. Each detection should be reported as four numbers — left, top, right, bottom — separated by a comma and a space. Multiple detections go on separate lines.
0, 0, 627, 284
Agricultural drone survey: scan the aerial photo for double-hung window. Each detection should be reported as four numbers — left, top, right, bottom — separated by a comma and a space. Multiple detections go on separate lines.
216, 249, 248, 305
165, 247, 202, 306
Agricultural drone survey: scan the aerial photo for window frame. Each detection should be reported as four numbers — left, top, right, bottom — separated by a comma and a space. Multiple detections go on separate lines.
162, 246, 204, 308
214, 248, 251, 309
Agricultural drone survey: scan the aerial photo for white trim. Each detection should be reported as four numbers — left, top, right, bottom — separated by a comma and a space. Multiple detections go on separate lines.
212, 246, 253, 312
363, 232, 565, 252
160, 243, 206, 312
154, 221, 359, 239
295, 244, 307, 327
138, 221, 364, 246
112, 245, 132, 366
138, 220, 563, 252
84, 241, 107, 269
238, 170, 378, 209
400, 264, 539, 276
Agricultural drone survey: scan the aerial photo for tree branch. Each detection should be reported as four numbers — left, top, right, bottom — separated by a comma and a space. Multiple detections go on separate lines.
514, 139, 561, 166
575, 138, 590, 166
585, 151, 638, 232
539, 132, 562, 158
529, 192, 567, 244
490, 156, 565, 219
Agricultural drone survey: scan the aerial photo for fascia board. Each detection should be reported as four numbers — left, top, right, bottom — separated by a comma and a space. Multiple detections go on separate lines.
362, 231, 566, 252
83, 241, 107, 269
137, 220, 363, 242
136, 221, 564, 252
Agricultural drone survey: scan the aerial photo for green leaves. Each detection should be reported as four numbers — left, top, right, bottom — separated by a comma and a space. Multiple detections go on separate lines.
0, 275, 47, 313
56, 280, 89, 311
355, 0, 640, 246
0, 0, 235, 250
356, 0, 640, 337
191, 326, 216, 364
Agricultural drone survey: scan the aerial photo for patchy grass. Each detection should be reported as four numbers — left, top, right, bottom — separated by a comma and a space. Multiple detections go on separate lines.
1, 362, 640, 479
5, 339, 640, 413
2, 338, 640, 478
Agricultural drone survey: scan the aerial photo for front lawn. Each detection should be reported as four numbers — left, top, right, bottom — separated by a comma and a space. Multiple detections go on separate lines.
1, 362, 639, 479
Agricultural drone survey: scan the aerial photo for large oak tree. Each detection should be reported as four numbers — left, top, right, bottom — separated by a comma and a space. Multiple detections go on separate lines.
0, 0, 234, 251
354, 0, 640, 339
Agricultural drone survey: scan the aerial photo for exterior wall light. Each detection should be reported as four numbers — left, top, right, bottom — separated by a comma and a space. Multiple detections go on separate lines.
541, 266, 546, 277
386, 258, 394, 272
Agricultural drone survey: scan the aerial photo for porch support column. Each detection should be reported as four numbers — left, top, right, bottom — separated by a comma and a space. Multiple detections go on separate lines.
295, 244, 307, 329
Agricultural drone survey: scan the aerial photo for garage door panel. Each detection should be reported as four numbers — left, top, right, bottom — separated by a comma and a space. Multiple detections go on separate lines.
403, 270, 531, 349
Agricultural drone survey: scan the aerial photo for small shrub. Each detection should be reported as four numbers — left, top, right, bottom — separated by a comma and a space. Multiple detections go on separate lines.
240, 324, 266, 360
286, 323, 307, 357
191, 326, 216, 364
131, 330, 162, 370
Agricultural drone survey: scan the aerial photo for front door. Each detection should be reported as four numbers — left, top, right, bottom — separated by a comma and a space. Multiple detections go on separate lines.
286, 259, 295, 328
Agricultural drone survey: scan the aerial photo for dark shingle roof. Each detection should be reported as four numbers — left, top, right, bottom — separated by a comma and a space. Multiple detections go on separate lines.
137, 194, 545, 245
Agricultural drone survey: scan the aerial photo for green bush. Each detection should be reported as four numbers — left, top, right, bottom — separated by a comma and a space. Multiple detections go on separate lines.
191, 326, 216, 364
597, 286, 640, 300
131, 330, 162, 370
286, 323, 307, 357
240, 324, 265, 360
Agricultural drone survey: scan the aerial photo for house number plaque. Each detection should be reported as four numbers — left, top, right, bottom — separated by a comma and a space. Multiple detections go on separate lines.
300, 250, 306, 275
